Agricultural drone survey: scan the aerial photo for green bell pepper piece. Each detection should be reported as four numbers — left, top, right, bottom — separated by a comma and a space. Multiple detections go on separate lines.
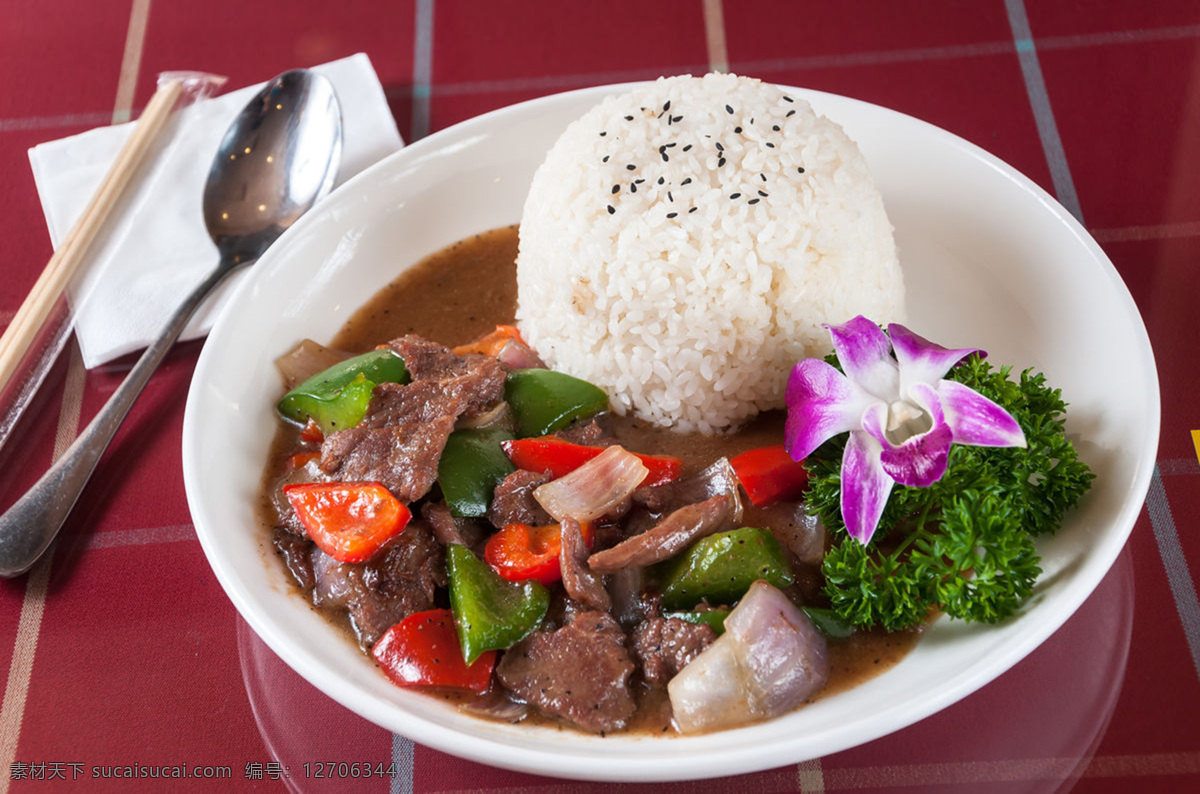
447, 544, 549, 664
504, 369, 609, 438
438, 427, 516, 518
662, 608, 730, 635
277, 348, 410, 434
658, 526, 795, 610
799, 606, 856, 638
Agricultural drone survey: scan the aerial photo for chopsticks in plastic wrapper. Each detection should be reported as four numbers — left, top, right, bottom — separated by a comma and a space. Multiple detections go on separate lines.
0, 71, 227, 457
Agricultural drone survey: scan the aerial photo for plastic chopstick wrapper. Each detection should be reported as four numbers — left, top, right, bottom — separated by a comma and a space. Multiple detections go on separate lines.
0, 71, 227, 457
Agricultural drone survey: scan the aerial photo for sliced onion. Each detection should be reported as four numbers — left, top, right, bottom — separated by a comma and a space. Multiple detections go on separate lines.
667, 581, 829, 733
496, 339, 546, 370
757, 500, 828, 566
455, 400, 514, 431
274, 339, 351, 390
457, 691, 529, 723
534, 445, 648, 523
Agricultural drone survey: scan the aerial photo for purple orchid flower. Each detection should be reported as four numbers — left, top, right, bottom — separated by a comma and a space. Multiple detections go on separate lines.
784, 316, 1026, 545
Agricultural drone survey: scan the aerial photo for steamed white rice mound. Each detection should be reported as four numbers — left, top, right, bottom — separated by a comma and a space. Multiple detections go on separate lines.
516, 73, 904, 433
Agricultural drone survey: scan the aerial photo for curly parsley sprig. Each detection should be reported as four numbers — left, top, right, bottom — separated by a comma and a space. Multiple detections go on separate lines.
806, 353, 1093, 631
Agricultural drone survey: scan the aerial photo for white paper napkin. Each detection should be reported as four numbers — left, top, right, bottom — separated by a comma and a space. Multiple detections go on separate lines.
28, 52, 403, 369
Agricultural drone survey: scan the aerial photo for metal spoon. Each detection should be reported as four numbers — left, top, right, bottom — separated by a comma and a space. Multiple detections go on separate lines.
0, 69, 343, 577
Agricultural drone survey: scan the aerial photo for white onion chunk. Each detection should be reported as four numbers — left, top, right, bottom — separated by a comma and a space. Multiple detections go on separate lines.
667, 581, 830, 733
534, 445, 648, 522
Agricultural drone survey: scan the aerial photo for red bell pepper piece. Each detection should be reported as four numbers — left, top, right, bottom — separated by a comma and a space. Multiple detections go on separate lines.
285, 451, 321, 471
501, 436, 682, 488
483, 521, 593, 585
729, 444, 810, 507
372, 609, 496, 693
299, 417, 325, 445
283, 481, 411, 563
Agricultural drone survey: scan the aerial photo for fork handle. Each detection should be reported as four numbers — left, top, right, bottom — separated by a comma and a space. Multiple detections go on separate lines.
0, 259, 240, 577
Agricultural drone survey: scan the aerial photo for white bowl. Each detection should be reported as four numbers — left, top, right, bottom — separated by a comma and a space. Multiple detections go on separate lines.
182, 83, 1159, 781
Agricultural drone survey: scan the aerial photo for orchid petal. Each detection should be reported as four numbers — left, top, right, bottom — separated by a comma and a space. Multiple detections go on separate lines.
889, 323, 982, 396
827, 316, 899, 401
929, 380, 1027, 449
840, 431, 894, 545
784, 358, 878, 460
861, 400, 953, 487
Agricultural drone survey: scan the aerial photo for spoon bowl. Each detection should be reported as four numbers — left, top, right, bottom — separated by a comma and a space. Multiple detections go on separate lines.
0, 69, 343, 577
205, 71, 342, 263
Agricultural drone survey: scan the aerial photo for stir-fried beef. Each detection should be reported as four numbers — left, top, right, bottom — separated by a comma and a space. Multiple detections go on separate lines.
319, 339, 505, 499
386, 335, 464, 379
587, 494, 734, 573
496, 611, 636, 734
319, 414, 456, 500
631, 616, 717, 686
357, 380, 466, 429
387, 335, 506, 417
272, 527, 315, 591
554, 418, 616, 447
270, 455, 330, 536
487, 469, 553, 528
311, 523, 445, 649
559, 518, 610, 612
634, 458, 743, 525
421, 501, 485, 550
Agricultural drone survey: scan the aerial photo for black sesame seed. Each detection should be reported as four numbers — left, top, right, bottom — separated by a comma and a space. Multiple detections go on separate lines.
734, 126, 743, 133
786, 109, 796, 117
730, 192, 741, 199
635, 178, 645, 184
665, 142, 677, 148
682, 144, 693, 152
664, 100, 671, 111
765, 141, 776, 148
661, 152, 669, 162
666, 212, 678, 218
626, 164, 636, 171
688, 206, 698, 213
760, 173, 767, 181
783, 95, 794, 102
602, 155, 610, 163
772, 125, 781, 131
725, 104, 734, 114
715, 142, 724, 151
748, 198, 760, 205
681, 177, 692, 185
599, 131, 607, 136
667, 191, 673, 201
607, 205, 615, 214
630, 183, 637, 193
612, 184, 620, 194
672, 115, 683, 123
718, 157, 726, 167
624, 115, 634, 121
657, 176, 665, 185
797, 166, 806, 173
758, 190, 768, 197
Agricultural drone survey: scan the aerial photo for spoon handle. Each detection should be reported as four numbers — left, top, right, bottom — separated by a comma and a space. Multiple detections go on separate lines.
0, 259, 241, 577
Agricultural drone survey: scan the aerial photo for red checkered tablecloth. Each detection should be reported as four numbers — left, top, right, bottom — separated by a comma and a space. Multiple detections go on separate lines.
1, 1, 1198, 791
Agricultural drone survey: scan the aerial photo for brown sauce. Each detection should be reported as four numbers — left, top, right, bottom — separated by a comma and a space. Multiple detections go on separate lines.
261, 224, 920, 734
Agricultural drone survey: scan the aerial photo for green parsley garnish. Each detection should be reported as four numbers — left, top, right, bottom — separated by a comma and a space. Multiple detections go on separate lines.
805, 354, 1094, 631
